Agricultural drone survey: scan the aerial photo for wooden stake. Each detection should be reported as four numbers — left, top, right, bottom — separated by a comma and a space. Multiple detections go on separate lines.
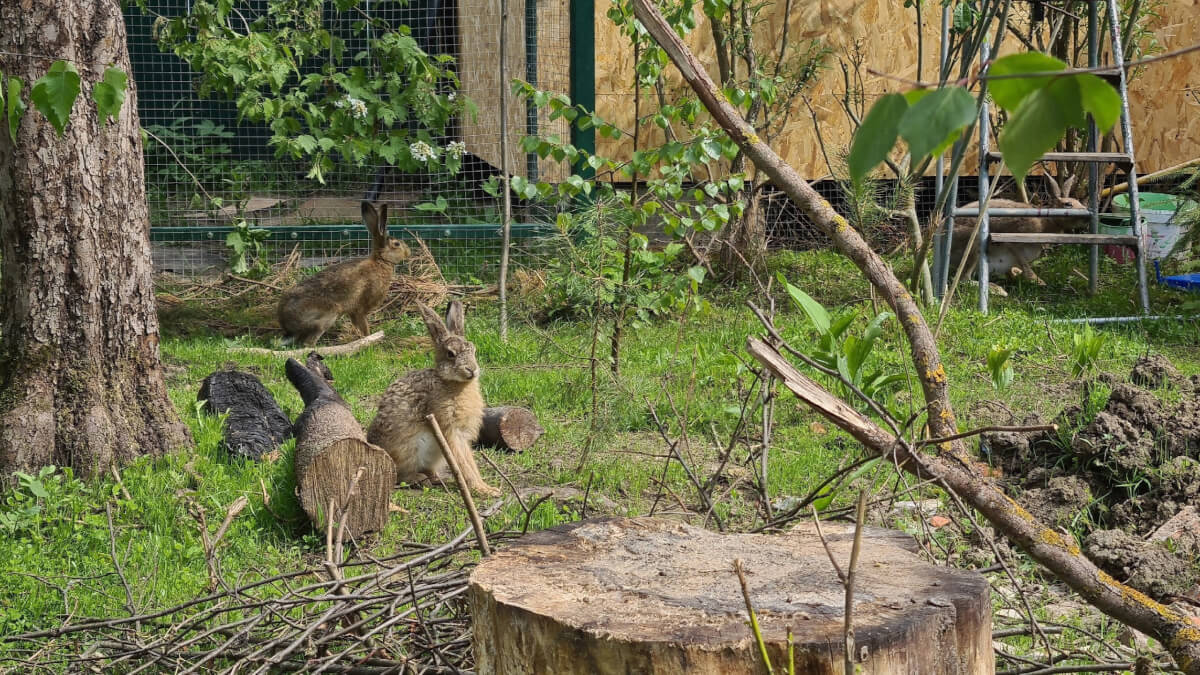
425, 414, 491, 556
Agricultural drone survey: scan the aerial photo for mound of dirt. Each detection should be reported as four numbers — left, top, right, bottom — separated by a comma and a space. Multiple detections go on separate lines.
1130, 353, 1180, 389
1083, 529, 1195, 600
982, 354, 1200, 600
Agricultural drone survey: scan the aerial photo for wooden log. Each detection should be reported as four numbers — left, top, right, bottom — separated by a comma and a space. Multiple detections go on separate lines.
197, 370, 291, 460
286, 357, 393, 537
469, 517, 992, 675
475, 406, 544, 452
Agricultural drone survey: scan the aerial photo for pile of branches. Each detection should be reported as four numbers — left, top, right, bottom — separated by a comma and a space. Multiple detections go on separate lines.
2, 522, 510, 674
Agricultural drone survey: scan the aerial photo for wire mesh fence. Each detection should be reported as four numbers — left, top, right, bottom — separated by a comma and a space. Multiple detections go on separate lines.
130, 2, 1085, 286
129, 0, 572, 283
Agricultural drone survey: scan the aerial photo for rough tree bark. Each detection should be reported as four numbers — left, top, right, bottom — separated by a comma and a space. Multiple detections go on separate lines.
627, 0, 1200, 670
0, 0, 190, 478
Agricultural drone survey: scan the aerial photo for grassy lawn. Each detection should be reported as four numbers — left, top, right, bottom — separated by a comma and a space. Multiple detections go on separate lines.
1, 245, 1197, 668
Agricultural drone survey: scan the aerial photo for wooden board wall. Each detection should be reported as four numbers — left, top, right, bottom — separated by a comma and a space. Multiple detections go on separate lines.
459, 0, 572, 182
592, 0, 1200, 178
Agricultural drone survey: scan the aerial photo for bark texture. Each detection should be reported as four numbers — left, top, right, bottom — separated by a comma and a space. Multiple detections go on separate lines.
287, 358, 393, 536
627, 0, 1200, 669
476, 406, 544, 452
0, 0, 190, 479
197, 370, 292, 460
470, 517, 993, 674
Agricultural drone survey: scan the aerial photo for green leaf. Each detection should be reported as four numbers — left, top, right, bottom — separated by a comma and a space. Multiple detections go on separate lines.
686, 266, 706, 284
294, 134, 318, 153
1074, 73, 1122, 133
847, 311, 893, 378
898, 86, 976, 162
27, 479, 49, 500
848, 93, 907, 185
6, 76, 25, 143
986, 52, 1066, 111
31, 61, 81, 136
778, 273, 830, 335
998, 79, 1075, 182
92, 67, 127, 124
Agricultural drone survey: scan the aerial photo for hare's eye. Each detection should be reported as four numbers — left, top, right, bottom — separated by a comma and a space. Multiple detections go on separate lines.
446, 349, 457, 359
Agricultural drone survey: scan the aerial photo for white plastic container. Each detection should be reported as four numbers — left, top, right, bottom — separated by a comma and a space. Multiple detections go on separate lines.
1112, 192, 1197, 260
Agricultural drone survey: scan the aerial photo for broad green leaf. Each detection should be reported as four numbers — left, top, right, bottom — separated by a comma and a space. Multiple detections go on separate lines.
998, 79, 1073, 182
31, 483, 49, 499
1074, 73, 1122, 133
848, 93, 908, 185
898, 86, 976, 162
828, 312, 857, 340
847, 311, 893, 377
986, 52, 1066, 111
31, 61, 81, 136
778, 273, 830, 335
6, 76, 25, 142
903, 88, 932, 105
92, 67, 127, 124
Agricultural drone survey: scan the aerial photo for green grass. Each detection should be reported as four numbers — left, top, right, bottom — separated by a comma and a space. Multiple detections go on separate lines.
2, 245, 1199, 665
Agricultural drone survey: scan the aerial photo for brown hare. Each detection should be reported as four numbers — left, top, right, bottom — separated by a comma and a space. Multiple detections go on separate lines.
367, 300, 499, 496
277, 201, 410, 345
950, 195, 1089, 285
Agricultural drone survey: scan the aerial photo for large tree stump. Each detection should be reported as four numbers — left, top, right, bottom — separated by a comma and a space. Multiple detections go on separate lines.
469, 517, 991, 674
475, 406, 544, 452
198, 370, 292, 460
286, 358, 393, 537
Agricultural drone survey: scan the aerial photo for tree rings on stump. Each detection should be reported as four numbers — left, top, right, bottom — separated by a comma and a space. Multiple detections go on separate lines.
469, 517, 991, 674
476, 406, 545, 452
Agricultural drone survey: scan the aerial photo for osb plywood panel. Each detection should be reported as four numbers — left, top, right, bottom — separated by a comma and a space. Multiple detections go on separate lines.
1126, 0, 1200, 174
459, 0, 571, 181
594, 0, 1200, 179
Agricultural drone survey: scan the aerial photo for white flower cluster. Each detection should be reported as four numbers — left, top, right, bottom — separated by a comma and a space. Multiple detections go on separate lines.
334, 96, 368, 120
409, 140, 439, 162
447, 91, 457, 102
446, 141, 466, 159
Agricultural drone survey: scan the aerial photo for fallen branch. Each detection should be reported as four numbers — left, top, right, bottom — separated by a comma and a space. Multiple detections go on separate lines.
747, 335, 1200, 673
230, 331, 385, 359
917, 424, 1059, 448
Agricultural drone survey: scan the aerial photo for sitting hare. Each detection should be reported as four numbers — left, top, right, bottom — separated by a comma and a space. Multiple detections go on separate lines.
278, 201, 410, 345
950, 195, 1089, 285
367, 300, 499, 496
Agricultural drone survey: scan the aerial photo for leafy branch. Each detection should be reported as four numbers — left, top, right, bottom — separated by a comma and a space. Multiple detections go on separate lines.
1, 62, 128, 141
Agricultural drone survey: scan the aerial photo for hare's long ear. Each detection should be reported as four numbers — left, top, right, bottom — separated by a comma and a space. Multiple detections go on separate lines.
444, 300, 465, 336
362, 201, 384, 247
418, 302, 449, 341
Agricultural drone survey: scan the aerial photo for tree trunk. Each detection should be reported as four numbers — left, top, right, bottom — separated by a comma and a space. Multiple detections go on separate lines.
470, 517, 993, 674
0, 0, 190, 479
718, 182, 769, 279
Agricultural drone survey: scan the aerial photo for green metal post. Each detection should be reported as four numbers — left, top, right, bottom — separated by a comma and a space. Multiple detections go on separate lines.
569, 0, 596, 179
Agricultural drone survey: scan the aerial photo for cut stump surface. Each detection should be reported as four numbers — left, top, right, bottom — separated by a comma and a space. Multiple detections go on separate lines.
469, 517, 991, 674
476, 406, 544, 452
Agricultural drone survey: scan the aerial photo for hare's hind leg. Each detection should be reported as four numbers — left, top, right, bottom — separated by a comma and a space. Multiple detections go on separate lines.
348, 309, 371, 337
